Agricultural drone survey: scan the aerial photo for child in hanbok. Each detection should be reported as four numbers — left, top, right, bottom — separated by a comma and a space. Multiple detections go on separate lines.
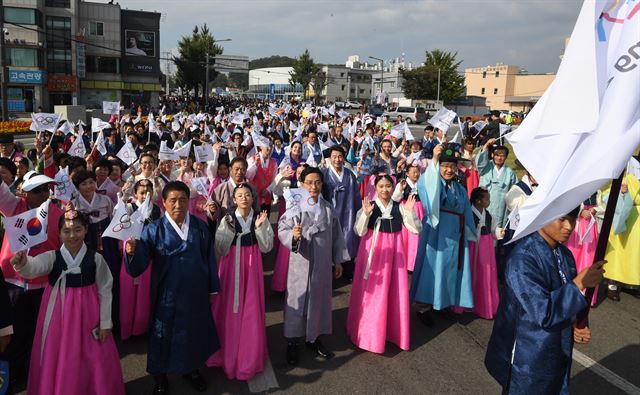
10, 210, 124, 395
392, 164, 425, 272
347, 175, 422, 353
468, 187, 502, 319
207, 184, 274, 381
119, 179, 161, 340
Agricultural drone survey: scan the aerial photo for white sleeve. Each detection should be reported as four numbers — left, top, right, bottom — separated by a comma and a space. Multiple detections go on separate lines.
353, 208, 371, 237
94, 253, 113, 330
391, 183, 404, 202
14, 251, 56, 278
400, 204, 423, 234
255, 220, 275, 253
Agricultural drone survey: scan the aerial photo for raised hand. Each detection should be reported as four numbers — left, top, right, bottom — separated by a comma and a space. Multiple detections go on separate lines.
433, 144, 444, 163
255, 210, 269, 228
292, 224, 302, 241
10, 250, 27, 268
404, 194, 416, 211
363, 198, 374, 215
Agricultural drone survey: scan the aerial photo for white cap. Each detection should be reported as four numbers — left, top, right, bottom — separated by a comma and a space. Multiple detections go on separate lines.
21, 171, 55, 192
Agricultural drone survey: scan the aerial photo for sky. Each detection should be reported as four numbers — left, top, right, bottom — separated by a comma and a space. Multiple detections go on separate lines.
119, 0, 582, 74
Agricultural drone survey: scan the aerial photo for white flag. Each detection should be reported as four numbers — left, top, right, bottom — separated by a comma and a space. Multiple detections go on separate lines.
3, 199, 50, 253
507, 1, 640, 241
102, 199, 144, 241
67, 135, 86, 157
191, 176, 211, 198
31, 113, 61, 132
54, 166, 77, 201
94, 131, 107, 156
317, 122, 329, 135
626, 156, 640, 181
390, 123, 405, 139
91, 118, 111, 134
194, 143, 215, 163
283, 187, 320, 217
251, 132, 270, 149
159, 140, 179, 161
174, 139, 192, 158
117, 138, 138, 165
58, 121, 74, 135
148, 113, 161, 137
427, 107, 457, 132
102, 101, 120, 115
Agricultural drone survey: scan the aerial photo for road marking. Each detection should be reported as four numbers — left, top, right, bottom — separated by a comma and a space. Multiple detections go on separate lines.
573, 348, 640, 394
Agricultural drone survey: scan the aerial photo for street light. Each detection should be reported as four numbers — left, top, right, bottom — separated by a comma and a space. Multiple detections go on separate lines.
204, 38, 232, 104
369, 56, 384, 104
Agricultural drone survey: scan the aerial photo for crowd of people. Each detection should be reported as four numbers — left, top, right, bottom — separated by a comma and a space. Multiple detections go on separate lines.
0, 97, 637, 394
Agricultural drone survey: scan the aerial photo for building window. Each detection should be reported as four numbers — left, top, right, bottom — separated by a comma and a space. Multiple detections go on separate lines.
494, 88, 498, 94
482, 71, 486, 78
4, 7, 39, 25
390, 82, 395, 88
340, 72, 344, 77
8, 48, 38, 67
46, 16, 72, 74
45, 0, 70, 7
481, 88, 485, 94
359, 88, 364, 94
86, 56, 120, 74
341, 85, 345, 91
495, 71, 500, 78
89, 21, 104, 36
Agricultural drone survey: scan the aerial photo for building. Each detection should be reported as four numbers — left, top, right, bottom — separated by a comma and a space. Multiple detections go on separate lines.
247, 67, 303, 100
464, 63, 555, 111
2, 0, 161, 114
345, 55, 413, 104
317, 64, 373, 103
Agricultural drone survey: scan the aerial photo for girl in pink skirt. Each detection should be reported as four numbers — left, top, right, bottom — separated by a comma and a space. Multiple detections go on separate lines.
392, 164, 426, 272
347, 175, 422, 354
119, 180, 161, 340
207, 184, 274, 380
468, 188, 502, 319
11, 210, 124, 395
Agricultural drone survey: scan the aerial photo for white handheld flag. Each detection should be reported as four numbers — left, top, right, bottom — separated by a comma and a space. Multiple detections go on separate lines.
54, 166, 77, 201
58, 121, 74, 135
31, 113, 61, 132
194, 143, 215, 163
91, 118, 111, 134
102, 199, 144, 241
427, 107, 457, 132
507, 0, 640, 241
174, 139, 192, 158
159, 140, 179, 161
102, 101, 120, 115
191, 176, 211, 198
4, 199, 50, 253
94, 131, 107, 156
117, 138, 138, 165
67, 135, 86, 158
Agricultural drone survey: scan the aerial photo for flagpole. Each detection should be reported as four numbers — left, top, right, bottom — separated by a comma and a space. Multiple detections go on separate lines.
576, 170, 625, 329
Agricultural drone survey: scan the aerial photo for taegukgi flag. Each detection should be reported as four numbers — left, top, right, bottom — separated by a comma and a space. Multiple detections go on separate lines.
3, 199, 50, 253
507, 0, 640, 241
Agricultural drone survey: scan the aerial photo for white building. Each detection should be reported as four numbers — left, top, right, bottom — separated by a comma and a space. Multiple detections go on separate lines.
247, 67, 303, 100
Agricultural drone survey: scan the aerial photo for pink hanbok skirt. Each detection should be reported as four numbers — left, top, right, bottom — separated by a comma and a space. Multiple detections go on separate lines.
566, 207, 599, 306
28, 284, 124, 395
402, 202, 426, 272
207, 245, 268, 380
119, 245, 151, 340
347, 230, 410, 353
469, 235, 500, 319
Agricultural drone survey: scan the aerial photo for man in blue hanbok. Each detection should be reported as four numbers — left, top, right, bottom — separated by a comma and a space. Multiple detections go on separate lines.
125, 181, 220, 394
485, 209, 604, 394
321, 145, 362, 281
475, 138, 517, 227
411, 144, 477, 325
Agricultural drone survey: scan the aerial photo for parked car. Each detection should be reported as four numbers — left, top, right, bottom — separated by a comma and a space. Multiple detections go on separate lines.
383, 106, 427, 124
345, 101, 361, 109
334, 101, 346, 108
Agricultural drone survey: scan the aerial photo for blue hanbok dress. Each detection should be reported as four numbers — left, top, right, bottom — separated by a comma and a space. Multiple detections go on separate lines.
125, 214, 220, 374
485, 232, 588, 394
410, 162, 476, 310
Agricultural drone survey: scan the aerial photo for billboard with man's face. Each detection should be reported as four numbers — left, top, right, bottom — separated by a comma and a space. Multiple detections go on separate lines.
125, 30, 156, 57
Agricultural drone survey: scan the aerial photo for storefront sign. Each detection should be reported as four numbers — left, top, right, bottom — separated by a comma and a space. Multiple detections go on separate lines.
47, 74, 77, 92
8, 69, 46, 84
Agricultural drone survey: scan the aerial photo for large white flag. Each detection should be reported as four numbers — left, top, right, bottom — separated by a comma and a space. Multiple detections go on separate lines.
117, 138, 138, 165
427, 106, 457, 132
3, 199, 50, 253
30, 113, 61, 132
507, 0, 640, 241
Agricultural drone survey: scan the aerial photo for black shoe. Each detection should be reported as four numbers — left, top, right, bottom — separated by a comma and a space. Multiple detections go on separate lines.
152, 375, 169, 395
306, 339, 335, 360
416, 310, 435, 327
182, 370, 207, 392
607, 289, 621, 302
286, 342, 299, 365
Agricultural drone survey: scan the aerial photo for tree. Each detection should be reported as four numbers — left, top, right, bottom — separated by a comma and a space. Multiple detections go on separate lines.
309, 70, 334, 105
249, 55, 296, 70
211, 73, 229, 88
289, 49, 319, 100
174, 24, 224, 100
228, 72, 248, 90
401, 49, 466, 103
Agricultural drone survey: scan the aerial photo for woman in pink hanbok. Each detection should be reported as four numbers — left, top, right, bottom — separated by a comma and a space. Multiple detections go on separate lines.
207, 184, 274, 380
10, 210, 124, 395
392, 164, 426, 272
347, 175, 422, 354
467, 187, 502, 319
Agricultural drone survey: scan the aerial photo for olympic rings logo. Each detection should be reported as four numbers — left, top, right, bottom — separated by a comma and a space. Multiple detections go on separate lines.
34, 116, 56, 125
55, 175, 70, 194
112, 214, 132, 232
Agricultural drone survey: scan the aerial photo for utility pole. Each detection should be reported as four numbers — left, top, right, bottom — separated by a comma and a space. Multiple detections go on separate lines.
162, 51, 172, 95
369, 56, 384, 105
436, 68, 441, 104
0, 0, 9, 121
203, 38, 232, 107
